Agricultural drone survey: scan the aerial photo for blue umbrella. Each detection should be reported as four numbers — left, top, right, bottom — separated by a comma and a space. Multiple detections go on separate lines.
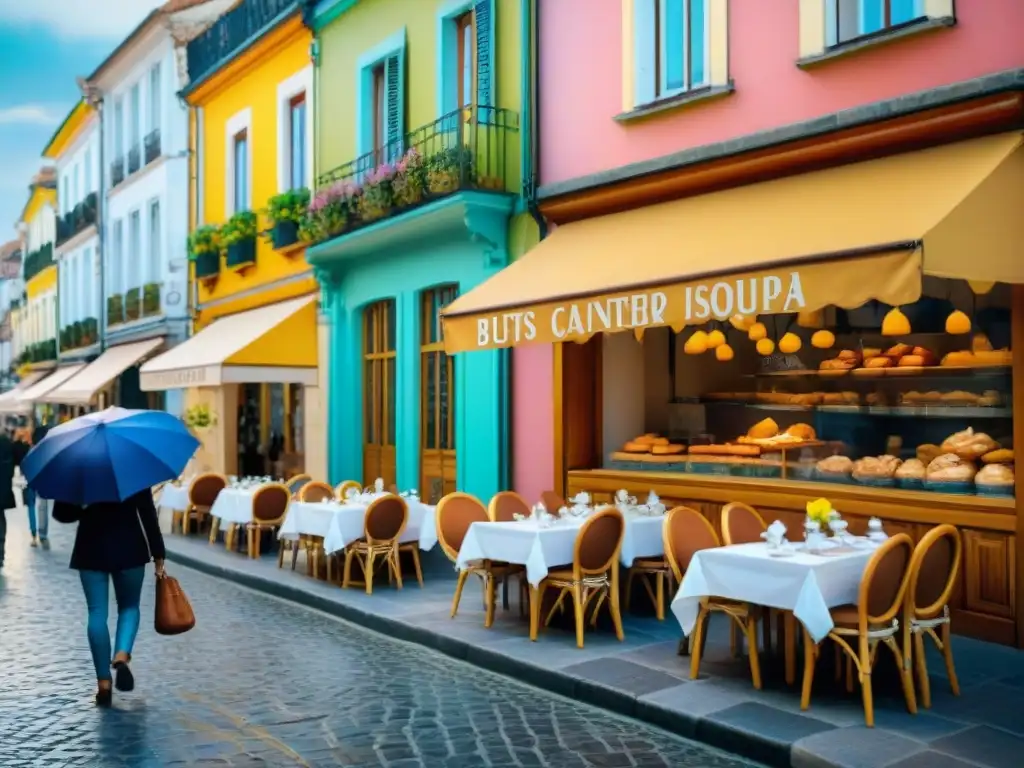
22, 407, 200, 505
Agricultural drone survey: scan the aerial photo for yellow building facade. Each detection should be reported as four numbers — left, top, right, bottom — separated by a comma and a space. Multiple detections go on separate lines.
140, 1, 326, 480
17, 170, 59, 372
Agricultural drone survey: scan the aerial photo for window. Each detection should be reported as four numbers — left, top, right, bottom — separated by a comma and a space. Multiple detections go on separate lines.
113, 98, 124, 158
61, 177, 70, 214
148, 199, 161, 283
658, 0, 707, 98
73, 164, 81, 206
363, 300, 397, 488
371, 63, 386, 154
455, 12, 475, 110
69, 256, 78, 322
357, 31, 406, 163
420, 285, 458, 504
128, 210, 141, 292
110, 219, 123, 295
84, 147, 93, 193
826, 0, 923, 46
82, 247, 93, 319
148, 63, 161, 135
233, 129, 249, 212
129, 82, 141, 150
288, 93, 306, 189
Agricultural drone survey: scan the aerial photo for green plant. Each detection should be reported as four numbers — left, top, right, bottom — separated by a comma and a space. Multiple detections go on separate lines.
220, 210, 258, 247
427, 145, 473, 194
357, 164, 396, 222
265, 188, 310, 226
143, 283, 161, 315
107, 294, 124, 325
125, 288, 141, 321
392, 148, 428, 207
187, 225, 221, 259
305, 181, 358, 243
182, 403, 217, 430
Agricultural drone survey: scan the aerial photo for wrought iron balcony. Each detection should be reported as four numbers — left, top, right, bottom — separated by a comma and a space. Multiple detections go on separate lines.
111, 158, 125, 187
187, 0, 297, 85
23, 243, 54, 283
56, 192, 99, 246
144, 129, 161, 165
313, 106, 518, 242
127, 146, 141, 175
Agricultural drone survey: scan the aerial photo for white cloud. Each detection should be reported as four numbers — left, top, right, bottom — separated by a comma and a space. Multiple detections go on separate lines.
0, 0, 165, 40
0, 105, 64, 127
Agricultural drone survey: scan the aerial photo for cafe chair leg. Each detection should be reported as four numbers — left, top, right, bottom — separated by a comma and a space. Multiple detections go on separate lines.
451, 570, 470, 618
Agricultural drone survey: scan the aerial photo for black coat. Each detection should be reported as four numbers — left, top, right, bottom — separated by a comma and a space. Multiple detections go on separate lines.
0, 434, 20, 511
53, 490, 166, 573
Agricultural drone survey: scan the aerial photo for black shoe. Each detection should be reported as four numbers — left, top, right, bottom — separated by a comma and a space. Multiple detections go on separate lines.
112, 661, 134, 692
95, 688, 112, 707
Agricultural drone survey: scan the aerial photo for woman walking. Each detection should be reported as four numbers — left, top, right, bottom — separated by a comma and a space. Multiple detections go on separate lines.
53, 489, 166, 706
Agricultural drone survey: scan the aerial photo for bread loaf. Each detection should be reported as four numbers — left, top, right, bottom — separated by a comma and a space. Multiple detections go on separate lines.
689, 444, 762, 457
651, 443, 685, 455
622, 441, 650, 453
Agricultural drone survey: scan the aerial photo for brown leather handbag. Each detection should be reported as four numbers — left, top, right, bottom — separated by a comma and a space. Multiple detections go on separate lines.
154, 572, 196, 635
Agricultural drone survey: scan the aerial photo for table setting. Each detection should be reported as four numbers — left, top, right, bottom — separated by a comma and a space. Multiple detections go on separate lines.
278, 478, 438, 554
209, 475, 283, 525
456, 489, 669, 586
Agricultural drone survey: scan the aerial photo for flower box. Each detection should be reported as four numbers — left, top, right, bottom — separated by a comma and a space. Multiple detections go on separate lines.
193, 251, 220, 279
226, 238, 256, 269
271, 220, 299, 250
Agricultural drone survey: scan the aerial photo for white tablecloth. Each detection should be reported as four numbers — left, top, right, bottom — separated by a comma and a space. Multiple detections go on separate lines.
157, 484, 190, 511
456, 514, 666, 587
209, 487, 262, 525
278, 498, 438, 554
670, 542, 875, 642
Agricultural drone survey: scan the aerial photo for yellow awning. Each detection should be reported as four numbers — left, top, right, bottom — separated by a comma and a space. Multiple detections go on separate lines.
442, 131, 1024, 352
40, 338, 165, 405
140, 295, 318, 391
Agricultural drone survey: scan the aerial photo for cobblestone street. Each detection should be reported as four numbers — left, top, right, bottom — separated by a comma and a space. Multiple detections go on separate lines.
0, 516, 761, 768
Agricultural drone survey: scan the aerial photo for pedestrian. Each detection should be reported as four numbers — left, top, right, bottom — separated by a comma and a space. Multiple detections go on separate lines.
24, 420, 52, 547
0, 425, 19, 568
52, 489, 167, 706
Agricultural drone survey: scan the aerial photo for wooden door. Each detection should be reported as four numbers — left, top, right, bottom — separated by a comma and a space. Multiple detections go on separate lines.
363, 300, 397, 488
420, 285, 458, 504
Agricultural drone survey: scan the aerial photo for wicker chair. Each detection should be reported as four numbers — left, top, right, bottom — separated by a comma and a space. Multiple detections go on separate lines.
342, 494, 408, 595
800, 534, 917, 727
286, 473, 312, 497
437, 492, 524, 625
904, 525, 962, 709
540, 490, 567, 514
245, 484, 290, 560
488, 491, 531, 522
184, 473, 226, 538
531, 506, 625, 648
335, 479, 361, 502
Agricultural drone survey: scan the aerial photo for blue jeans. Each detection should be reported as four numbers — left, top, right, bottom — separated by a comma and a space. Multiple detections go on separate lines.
79, 568, 146, 681
25, 490, 48, 540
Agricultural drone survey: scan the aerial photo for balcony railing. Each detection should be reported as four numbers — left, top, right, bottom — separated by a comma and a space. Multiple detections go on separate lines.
107, 293, 123, 327
23, 243, 54, 283
111, 158, 125, 187
144, 129, 161, 165
56, 192, 99, 246
127, 146, 141, 175
313, 106, 517, 243
59, 318, 99, 352
187, 0, 296, 85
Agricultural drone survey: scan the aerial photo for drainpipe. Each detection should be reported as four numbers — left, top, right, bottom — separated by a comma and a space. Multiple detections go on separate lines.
526, 0, 546, 239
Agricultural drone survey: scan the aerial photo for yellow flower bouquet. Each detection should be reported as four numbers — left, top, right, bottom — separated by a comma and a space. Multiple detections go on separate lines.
805, 498, 835, 527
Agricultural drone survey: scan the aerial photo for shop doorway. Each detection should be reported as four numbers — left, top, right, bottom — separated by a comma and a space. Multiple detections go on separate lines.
420, 285, 458, 504
362, 300, 397, 488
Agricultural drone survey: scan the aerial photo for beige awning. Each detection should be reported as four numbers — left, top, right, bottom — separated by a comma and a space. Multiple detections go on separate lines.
441, 131, 1024, 352
0, 371, 48, 414
7, 365, 87, 408
140, 295, 318, 391
39, 338, 165, 405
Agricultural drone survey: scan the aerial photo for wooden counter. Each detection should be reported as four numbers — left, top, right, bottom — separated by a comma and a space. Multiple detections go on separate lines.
568, 469, 1018, 645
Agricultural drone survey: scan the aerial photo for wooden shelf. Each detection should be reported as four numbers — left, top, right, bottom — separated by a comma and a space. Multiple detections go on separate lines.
752, 365, 1010, 380
702, 400, 1012, 419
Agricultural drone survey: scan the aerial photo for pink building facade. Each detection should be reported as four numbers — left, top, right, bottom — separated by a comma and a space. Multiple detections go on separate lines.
511, 0, 1024, 501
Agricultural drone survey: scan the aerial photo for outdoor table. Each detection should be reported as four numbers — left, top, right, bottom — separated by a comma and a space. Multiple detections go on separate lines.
157, 484, 190, 512
210, 486, 264, 525
670, 541, 875, 683
278, 495, 438, 554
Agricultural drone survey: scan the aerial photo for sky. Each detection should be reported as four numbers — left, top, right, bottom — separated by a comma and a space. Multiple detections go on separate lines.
0, 1, 164, 245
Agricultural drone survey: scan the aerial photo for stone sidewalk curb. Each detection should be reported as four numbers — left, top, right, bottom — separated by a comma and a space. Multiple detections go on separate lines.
167, 546, 801, 767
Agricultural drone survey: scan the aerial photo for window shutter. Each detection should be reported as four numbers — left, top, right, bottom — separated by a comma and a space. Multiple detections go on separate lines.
474, 0, 495, 111
385, 50, 405, 163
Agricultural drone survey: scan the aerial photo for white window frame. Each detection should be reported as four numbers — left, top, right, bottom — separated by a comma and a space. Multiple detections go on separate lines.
634, 0, 711, 107
275, 67, 313, 193
148, 62, 162, 137
148, 197, 161, 284
825, 0, 926, 47
127, 208, 142, 291
224, 107, 253, 216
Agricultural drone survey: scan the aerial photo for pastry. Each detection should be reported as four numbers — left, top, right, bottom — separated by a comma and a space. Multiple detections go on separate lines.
622, 441, 651, 453
852, 455, 902, 479
898, 354, 934, 367
610, 451, 645, 462
865, 356, 893, 368
865, 391, 888, 406
837, 349, 862, 363
785, 423, 816, 440
642, 453, 688, 464
688, 444, 762, 457
651, 443, 685, 455
940, 390, 979, 405
982, 449, 1014, 464
820, 358, 856, 371
941, 351, 976, 367
972, 334, 993, 353
816, 455, 853, 475
649, 437, 670, 447
911, 346, 935, 359
634, 434, 659, 445
861, 347, 882, 360
747, 418, 779, 439
976, 463, 1014, 486
926, 454, 977, 482
940, 427, 999, 460
916, 443, 944, 464
973, 350, 1012, 366
895, 458, 926, 479
977, 390, 1002, 407
821, 392, 859, 405
884, 343, 913, 358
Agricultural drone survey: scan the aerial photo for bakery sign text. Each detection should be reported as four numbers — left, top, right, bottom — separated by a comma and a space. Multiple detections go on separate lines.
474, 271, 807, 347
140, 366, 209, 390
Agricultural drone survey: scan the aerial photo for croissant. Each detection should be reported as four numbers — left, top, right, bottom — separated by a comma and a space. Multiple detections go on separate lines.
940, 427, 998, 461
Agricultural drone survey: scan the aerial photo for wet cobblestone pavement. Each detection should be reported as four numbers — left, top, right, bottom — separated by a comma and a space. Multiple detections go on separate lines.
0, 517, 762, 767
